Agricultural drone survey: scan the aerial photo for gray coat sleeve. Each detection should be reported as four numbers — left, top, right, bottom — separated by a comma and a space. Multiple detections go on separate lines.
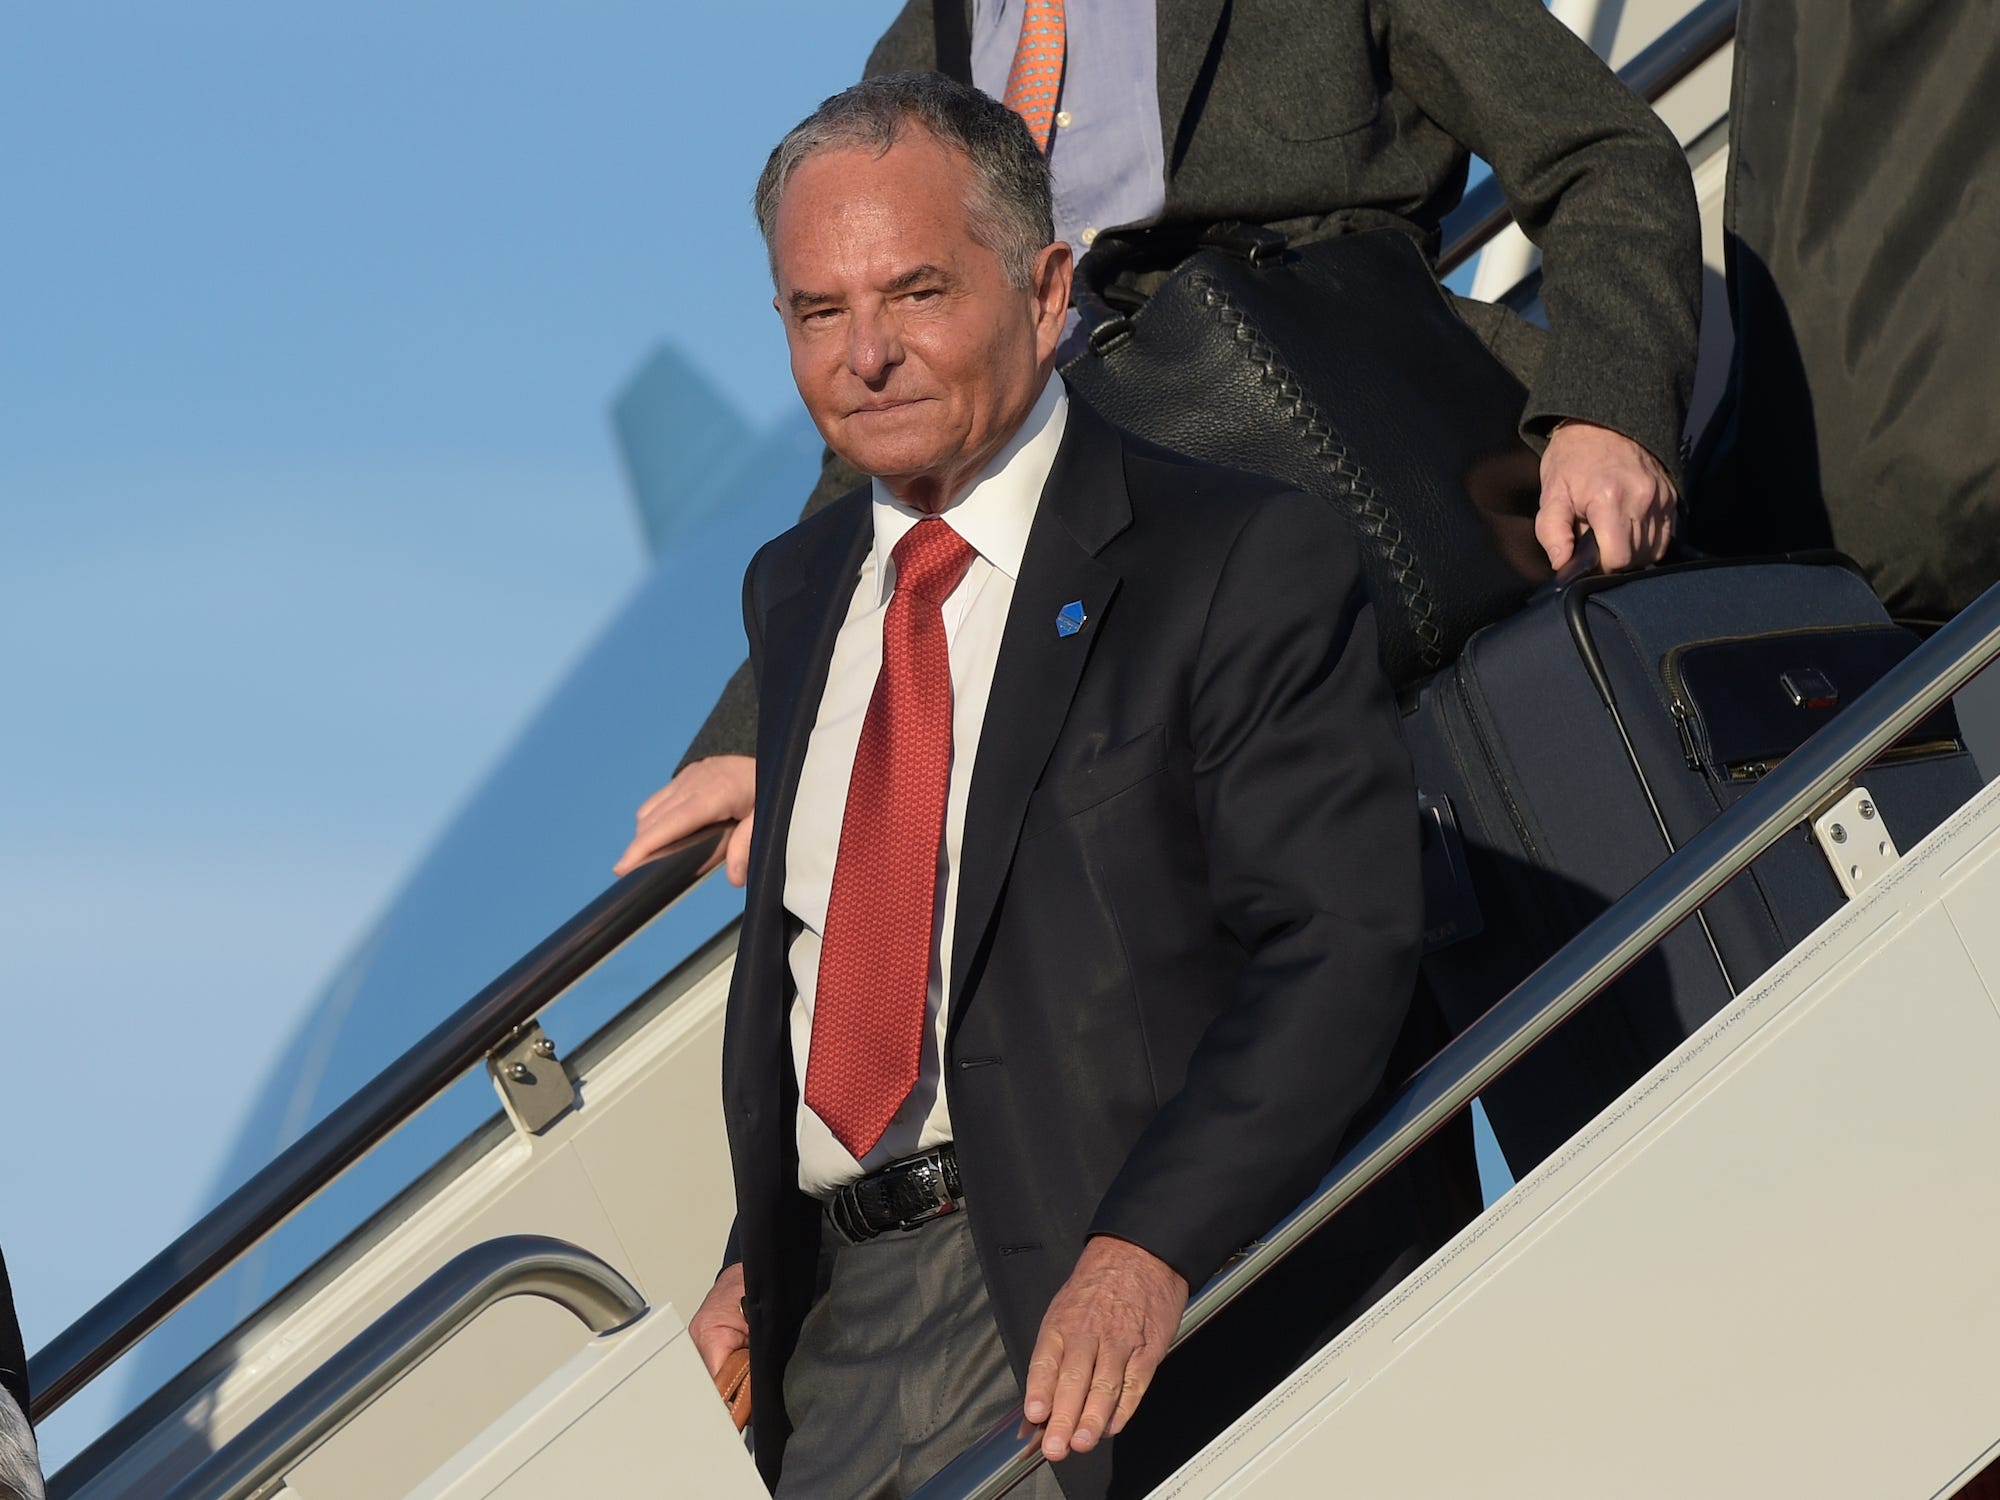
862, 0, 942, 75
676, 449, 868, 768
1382, 0, 1703, 475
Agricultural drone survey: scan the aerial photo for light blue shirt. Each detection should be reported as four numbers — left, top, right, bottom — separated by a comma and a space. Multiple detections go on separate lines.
971, 0, 1166, 266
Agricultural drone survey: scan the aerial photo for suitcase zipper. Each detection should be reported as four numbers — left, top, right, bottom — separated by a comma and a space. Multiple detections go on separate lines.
1449, 667, 1548, 873
1569, 589, 1743, 992
1670, 699, 1701, 772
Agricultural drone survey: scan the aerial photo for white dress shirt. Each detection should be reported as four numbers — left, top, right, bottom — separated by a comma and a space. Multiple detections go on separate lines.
785, 375, 1069, 1198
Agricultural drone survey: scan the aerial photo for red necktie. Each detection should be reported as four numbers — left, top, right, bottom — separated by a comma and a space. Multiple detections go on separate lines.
1003, 0, 1067, 153
806, 520, 978, 1160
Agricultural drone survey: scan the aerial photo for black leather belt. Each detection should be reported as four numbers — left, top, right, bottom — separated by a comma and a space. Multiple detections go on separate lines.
827, 1145, 964, 1242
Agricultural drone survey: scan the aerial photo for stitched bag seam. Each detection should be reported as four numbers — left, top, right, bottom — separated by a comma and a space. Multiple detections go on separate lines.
1185, 268, 1446, 670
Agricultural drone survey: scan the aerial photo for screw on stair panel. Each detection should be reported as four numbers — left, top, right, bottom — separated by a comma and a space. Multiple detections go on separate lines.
1812, 786, 1900, 900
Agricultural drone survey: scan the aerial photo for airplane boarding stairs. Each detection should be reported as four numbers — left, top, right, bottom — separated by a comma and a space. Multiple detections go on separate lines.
1136, 780, 2000, 1499
33, 582, 2000, 1500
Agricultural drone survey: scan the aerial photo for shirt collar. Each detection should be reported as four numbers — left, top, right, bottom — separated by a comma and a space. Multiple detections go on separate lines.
867, 374, 1069, 606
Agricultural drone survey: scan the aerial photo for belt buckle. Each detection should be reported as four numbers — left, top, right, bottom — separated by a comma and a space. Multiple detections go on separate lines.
892, 1151, 958, 1232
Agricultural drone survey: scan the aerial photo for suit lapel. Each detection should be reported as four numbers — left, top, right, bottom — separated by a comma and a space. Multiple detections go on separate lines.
947, 402, 1131, 1023
1157, 0, 1230, 170
743, 496, 873, 959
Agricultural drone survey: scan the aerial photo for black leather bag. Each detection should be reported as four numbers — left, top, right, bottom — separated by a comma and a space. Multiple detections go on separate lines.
1062, 225, 1550, 688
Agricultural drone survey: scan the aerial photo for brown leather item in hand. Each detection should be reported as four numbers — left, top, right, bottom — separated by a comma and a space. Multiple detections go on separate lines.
712, 1346, 752, 1431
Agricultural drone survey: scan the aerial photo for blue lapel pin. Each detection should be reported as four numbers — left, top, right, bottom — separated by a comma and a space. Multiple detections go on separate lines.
1055, 600, 1088, 638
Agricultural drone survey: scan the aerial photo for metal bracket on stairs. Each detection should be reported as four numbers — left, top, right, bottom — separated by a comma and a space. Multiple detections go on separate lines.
1812, 785, 1901, 899
486, 1021, 575, 1135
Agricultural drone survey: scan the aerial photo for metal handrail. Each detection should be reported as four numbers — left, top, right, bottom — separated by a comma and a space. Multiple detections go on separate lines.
29, 824, 728, 1422
1436, 0, 1739, 275
158, 1234, 645, 1500
918, 585, 2000, 1500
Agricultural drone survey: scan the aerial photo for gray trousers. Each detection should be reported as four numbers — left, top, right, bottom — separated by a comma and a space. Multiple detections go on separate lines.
777, 1208, 1063, 1500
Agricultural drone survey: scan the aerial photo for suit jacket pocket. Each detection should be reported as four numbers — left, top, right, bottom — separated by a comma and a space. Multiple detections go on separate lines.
1233, 0, 1381, 143
1021, 725, 1170, 838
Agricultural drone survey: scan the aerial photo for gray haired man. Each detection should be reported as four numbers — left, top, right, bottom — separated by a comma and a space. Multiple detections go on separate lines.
683, 72, 1450, 1500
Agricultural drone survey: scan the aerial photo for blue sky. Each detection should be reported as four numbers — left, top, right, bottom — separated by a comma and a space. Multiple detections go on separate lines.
0, 2, 900, 1462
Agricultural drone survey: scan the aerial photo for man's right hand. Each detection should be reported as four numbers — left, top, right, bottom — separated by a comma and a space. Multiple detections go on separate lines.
691, 1261, 751, 1380
614, 754, 757, 886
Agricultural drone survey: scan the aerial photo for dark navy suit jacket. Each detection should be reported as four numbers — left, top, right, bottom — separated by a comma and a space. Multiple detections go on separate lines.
721, 398, 1455, 1497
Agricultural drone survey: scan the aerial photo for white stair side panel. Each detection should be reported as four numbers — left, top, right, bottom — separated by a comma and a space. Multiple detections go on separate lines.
407, 1303, 766, 1500
1162, 780, 2000, 1500
70, 949, 740, 1500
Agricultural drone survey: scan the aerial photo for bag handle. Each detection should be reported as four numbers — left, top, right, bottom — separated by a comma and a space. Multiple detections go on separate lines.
1195, 221, 1290, 265
1076, 221, 1291, 357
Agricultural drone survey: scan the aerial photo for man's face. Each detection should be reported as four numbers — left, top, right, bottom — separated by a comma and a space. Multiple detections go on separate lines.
770, 129, 1071, 511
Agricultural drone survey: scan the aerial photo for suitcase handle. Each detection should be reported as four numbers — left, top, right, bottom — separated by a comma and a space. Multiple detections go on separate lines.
1558, 549, 1868, 714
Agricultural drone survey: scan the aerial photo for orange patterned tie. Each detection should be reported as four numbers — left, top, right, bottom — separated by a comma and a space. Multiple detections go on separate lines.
1002, 0, 1067, 153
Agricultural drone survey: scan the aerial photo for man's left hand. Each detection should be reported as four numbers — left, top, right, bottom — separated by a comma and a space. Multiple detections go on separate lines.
1535, 420, 1678, 575
1023, 1235, 1188, 1461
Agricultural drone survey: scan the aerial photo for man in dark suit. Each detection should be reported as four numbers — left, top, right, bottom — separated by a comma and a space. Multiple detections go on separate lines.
688, 73, 1448, 1499
617, 0, 1700, 887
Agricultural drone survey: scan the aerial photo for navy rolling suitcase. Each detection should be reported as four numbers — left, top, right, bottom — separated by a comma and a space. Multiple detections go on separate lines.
1406, 557, 1981, 1173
